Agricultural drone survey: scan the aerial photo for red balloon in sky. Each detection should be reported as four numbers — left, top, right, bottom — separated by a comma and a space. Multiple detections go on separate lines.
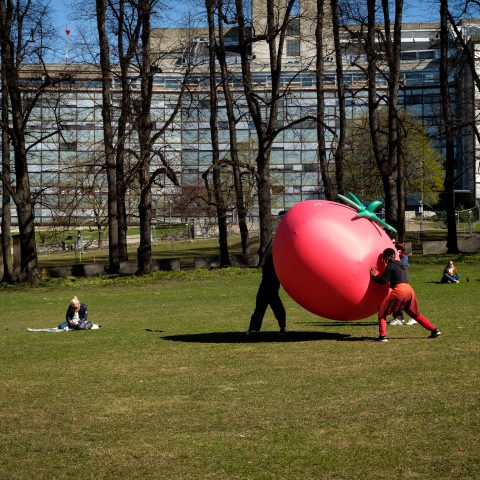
273, 200, 394, 320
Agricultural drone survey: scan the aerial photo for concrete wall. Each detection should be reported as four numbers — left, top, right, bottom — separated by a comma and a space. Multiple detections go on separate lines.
422, 235, 480, 254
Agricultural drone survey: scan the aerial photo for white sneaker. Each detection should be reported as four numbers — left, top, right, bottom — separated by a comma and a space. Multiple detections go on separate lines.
406, 319, 417, 325
389, 319, 403, 326
91, 324, 100, 330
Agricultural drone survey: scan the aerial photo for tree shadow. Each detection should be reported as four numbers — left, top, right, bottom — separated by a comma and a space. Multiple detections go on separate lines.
156, 330, 361, 343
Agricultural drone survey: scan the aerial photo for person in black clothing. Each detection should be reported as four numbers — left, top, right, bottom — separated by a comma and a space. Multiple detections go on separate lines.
246, 242, 286, 337
370, 248, 441, 342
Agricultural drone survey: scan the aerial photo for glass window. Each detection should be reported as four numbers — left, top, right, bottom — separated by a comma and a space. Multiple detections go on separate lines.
401, 51, 417, 61
300, 129, 317, 142
182, 173, 200, 185
77, 130, 96, 143
182, 129, 199, 143
271, 150, 284, 165
419, 50, 435, 60
286, 39, 300, 57
284, 150, 301, 164
183, 150, 199, 166
41, 151, 59, 164
302, 172, 319, 186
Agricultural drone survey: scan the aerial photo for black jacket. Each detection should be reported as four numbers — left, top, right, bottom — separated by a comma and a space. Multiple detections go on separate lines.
372, 261, 408, 288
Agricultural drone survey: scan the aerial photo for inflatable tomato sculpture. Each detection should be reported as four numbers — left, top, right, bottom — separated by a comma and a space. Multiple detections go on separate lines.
273, 195, 396, 320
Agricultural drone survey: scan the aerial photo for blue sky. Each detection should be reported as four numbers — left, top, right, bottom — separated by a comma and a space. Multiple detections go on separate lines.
47, 0, 440, 62
49, 0, 441, 34
49, 0, 70, 32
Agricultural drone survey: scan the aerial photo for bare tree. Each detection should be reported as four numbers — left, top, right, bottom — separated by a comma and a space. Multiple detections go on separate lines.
205, 0, 230, 266
440, 0, 460, 252
0, 0, 67, 281
380, 0, 404, 239
215, 0, 250, 254
330, 0, 346, 196
235, 0, 326, 261
315, 0, 335, 199
96, 0, 120, 272
133, 0, 188, 274
1, 44, 12, 281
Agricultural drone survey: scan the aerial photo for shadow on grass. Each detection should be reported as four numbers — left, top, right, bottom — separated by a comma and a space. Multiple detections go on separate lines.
156, 330, 376, 343
296, 321, 378, 327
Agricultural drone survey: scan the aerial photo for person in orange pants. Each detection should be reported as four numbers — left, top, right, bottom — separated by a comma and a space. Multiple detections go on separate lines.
370, 248, 441, 342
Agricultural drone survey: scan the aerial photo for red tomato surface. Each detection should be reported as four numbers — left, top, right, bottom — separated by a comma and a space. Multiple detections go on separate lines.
273, 200, 394, 320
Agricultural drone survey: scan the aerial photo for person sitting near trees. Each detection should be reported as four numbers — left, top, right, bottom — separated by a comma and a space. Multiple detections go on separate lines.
441, 260, 460, 283
58, 296, 100, 330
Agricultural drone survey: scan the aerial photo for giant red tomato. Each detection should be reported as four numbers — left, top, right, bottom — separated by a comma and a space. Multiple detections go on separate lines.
273, 200, 394, 320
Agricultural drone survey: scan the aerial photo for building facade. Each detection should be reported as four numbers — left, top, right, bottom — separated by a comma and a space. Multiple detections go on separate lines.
1, 14, 480, 226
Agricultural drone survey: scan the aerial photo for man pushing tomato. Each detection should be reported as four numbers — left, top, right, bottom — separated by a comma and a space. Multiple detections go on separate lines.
370, 248, 442, 342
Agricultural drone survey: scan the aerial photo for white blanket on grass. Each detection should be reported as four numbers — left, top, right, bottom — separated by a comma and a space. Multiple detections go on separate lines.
27, 325, 100, 332
27, 327, 67, 333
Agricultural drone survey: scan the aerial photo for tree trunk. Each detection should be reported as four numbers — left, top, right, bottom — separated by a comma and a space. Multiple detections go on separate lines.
235, 0, 295, 262
136, 0, 154, 274
137, 159, 153, 274
0, 0, 39, 281
330, 0, 345, 197
382, 0, 403, 237
116, 0, 136, 263
1, 47, 13, 282
6, 76, 38, 280
206, 0, 230, 266
366, 0, 396, 230
96, 0, 120, 273
257, 154, 273, 263
13, 149, 38, 281
440, 0, 459, 253
216, 0, 250, 254
316, 0, 334, 199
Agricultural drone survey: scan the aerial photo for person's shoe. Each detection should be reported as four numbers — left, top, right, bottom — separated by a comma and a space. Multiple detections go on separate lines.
245, 330, 252, 338
406, 319, 417, 326
375, 336, 388, 342
429, 329, 442, 338
389, 319, 403, 326
279, 329, 287, 336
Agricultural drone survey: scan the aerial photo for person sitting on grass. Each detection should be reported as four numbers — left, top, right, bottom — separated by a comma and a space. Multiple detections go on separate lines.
441, 260, 461, 284
58, 296, 100, 330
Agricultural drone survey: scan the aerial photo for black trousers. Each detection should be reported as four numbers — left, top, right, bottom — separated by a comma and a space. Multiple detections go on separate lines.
248, 279, 286, 331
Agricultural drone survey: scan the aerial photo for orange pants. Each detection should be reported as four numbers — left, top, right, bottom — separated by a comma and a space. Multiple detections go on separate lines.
378, 283, 436, 337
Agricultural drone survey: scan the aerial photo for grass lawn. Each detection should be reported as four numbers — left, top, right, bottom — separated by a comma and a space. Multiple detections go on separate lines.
0, 260, 479, 479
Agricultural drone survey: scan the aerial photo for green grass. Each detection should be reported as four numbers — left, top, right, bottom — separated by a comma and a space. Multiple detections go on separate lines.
1, 263, 479, 479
